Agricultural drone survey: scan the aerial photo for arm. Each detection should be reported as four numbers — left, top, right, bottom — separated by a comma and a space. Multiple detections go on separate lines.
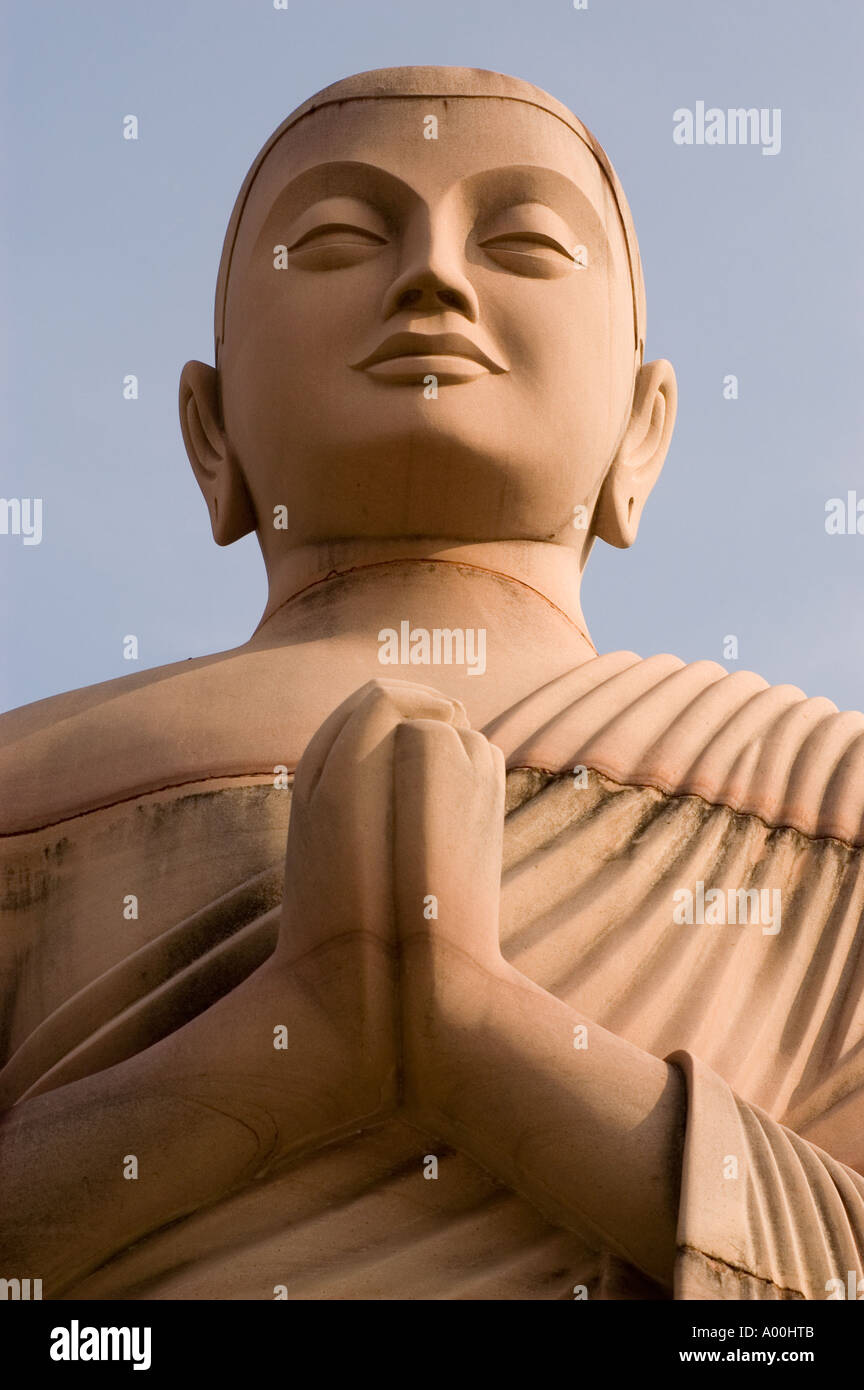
1, 680, 456, 1296
392, 714, 864, 1300
405, 949, 685, 1290
0, 930, 394, 1296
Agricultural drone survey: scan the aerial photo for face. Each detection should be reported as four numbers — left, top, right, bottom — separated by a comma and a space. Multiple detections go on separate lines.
219, 98, 638, 552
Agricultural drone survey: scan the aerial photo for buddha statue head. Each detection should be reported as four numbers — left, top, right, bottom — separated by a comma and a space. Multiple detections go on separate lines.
179, 66, 676, 602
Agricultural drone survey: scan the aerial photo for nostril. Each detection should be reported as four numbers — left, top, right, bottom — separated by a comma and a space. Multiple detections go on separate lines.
438, 289, 462, 309
398, 288, 423, 309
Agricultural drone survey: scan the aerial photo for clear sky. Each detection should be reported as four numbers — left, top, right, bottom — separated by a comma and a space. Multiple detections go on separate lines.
2, 0, 862, 713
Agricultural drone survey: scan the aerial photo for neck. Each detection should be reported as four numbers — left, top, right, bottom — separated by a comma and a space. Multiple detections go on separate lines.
248, 540, 597, 727
259, 538, 592, 636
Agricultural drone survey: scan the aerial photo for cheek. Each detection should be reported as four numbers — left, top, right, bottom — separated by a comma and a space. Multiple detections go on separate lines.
485, 270, 628, 367
491, 280, 633, 442
223, 312, 340, 432
224, 269, 385, 414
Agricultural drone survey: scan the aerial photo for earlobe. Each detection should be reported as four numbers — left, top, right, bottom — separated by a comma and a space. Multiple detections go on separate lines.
592, 359, 677, 549
179, 360, 257, 546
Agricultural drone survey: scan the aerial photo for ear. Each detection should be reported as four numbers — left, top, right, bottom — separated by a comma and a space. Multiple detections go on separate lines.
179, 360, 257, 546
592, 359, 677, 549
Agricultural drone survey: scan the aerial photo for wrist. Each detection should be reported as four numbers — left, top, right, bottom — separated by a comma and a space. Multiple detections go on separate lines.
400, 941, 538, 1140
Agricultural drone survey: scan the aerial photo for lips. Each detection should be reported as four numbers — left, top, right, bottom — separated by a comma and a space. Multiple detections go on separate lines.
350, 331, 507, 383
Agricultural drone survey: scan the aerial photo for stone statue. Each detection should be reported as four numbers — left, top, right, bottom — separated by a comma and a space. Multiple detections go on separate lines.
3, 66, 864, 1302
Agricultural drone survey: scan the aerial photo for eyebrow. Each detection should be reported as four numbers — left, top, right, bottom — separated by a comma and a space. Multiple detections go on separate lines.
250, 159, 610, 247
253, 161, 419, 231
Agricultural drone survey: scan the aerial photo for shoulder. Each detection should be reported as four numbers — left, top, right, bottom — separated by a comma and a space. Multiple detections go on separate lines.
0, 645, 298, 834
4, 648, 863, 846
486, 651, 864, 846
0, 656, 210, 747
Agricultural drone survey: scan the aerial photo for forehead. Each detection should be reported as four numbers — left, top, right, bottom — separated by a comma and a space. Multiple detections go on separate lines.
234, 96, 620, 241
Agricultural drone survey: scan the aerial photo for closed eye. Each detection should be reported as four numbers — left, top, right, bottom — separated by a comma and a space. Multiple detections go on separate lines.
481, 231, 573, 256
289, 223, 389, 249
479, 230, 576, 278
287, 223, 389, 269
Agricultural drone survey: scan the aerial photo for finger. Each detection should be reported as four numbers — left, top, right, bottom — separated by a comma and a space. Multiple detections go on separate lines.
281, 683, 469, 961
393, 721, 505, 958
293, 678, 469, 805
313, 681, 467, 807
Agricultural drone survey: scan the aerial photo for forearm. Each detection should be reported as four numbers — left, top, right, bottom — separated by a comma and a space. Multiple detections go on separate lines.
0, 947, 379, 1296
0, 1070, 265, 1296
415, 955, 686, 1289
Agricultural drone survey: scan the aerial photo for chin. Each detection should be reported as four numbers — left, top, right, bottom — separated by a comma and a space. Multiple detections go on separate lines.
275, 441, 576, 545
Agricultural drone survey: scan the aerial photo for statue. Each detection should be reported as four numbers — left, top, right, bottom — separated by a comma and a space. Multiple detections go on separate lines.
2, 66, 864, 1302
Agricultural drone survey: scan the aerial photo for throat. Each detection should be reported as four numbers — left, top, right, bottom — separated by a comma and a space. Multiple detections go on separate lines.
247, 546, 597, 727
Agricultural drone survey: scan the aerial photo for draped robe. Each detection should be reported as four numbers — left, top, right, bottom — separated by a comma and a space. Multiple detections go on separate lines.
3, 648, 864, 1300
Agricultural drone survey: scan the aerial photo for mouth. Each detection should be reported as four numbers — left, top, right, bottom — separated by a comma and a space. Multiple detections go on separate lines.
349, 332, 508, 384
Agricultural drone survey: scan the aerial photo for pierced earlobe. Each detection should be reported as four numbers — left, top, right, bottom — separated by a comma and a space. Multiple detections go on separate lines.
207, 464, 255, 547
591, 360, 677, 550
593, 477, 642, 549
179, 360, 256, 546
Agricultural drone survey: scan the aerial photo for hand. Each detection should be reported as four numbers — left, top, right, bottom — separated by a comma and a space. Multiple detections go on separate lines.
391, 712, 517, 1137
236, 677, 474, 1166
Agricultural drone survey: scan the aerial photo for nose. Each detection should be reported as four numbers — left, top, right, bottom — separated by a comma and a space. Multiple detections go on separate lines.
381, 210, 479, 323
